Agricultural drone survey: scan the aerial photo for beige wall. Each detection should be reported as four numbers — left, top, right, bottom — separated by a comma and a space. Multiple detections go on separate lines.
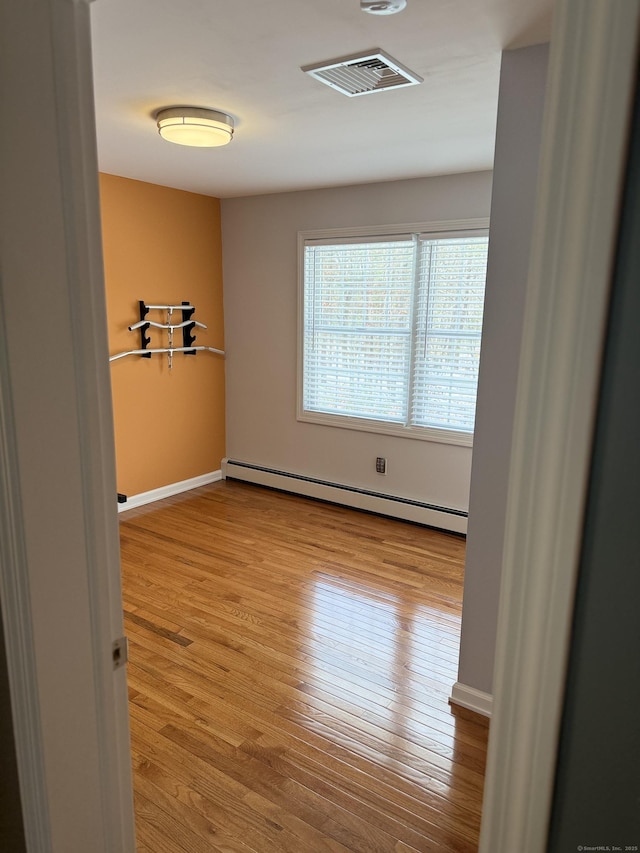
458, 44, 550, 697
100, 174, 226, 496
221, 171, 492, 513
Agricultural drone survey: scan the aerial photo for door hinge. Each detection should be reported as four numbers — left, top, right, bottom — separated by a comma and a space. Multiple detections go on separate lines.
112, 636, 129, 670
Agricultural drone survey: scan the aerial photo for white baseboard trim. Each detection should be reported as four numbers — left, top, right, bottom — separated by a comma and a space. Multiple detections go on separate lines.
221, 458, 467, 534
449, 681, 493, 718
117, 470, 222, 513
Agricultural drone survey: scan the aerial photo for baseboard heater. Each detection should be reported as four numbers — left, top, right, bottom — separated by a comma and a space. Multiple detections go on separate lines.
222, 459, 467, 535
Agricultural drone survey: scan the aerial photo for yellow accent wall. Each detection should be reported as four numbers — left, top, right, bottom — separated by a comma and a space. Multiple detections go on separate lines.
100, 173, 225, 497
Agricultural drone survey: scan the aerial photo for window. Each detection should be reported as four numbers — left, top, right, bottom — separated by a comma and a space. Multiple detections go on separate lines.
298, 221, 489, 445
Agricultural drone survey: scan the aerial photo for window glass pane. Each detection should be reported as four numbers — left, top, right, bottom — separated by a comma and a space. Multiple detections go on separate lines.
303, 241, 414, 422
410, 236, 489, 431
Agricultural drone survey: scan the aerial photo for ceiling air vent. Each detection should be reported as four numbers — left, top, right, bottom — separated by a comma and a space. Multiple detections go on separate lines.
301, 49, 423, 97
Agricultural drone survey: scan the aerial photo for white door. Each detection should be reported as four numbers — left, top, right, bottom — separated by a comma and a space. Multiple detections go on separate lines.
0, 0, 135, 850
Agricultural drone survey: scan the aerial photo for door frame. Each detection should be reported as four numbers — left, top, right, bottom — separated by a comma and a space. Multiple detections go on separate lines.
0, 0, 134, 849
480, 1, 640, 850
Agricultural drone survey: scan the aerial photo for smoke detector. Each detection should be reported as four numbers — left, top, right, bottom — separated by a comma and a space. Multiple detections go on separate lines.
361, 0, 407, 14
301, 49, 422, 97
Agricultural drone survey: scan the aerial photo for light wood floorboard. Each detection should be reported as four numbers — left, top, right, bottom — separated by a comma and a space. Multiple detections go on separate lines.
119, 480, 488, 852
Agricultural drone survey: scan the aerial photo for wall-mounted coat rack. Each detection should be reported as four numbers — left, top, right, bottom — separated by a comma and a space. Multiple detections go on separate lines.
109, 301, 225, 368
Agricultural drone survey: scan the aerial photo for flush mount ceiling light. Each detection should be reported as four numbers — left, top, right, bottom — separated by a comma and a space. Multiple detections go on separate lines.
361, 0, 407, 14
156, 107, 234, 147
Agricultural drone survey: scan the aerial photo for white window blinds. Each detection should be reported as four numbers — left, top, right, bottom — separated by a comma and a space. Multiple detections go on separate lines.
410, 235, 488, 432
303, 239, 415, 422
301, 228, 489, 440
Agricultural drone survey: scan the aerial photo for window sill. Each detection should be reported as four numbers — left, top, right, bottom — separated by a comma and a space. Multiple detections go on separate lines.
297, 411, 474, 447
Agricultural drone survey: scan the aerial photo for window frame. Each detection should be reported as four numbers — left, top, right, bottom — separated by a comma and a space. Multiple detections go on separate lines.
297, 218, 490, 447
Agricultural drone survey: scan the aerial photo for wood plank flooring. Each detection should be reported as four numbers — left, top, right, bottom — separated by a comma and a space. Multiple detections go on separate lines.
119, 481, 488, 852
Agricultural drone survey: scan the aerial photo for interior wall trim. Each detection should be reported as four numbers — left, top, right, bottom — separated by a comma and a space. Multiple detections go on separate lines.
118, 470, 222, 513
449, 682, 493, 718
222, 459, 467, 534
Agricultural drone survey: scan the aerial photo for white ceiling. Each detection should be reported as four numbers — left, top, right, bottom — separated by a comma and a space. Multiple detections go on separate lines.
90, 0, 554, 199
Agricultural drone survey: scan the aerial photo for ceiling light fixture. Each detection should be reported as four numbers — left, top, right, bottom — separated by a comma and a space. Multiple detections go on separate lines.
361, 0, 407, 14
156, 107, 234, 147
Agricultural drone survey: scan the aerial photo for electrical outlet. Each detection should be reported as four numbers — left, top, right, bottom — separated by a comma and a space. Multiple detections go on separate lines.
376, 457, 387, 474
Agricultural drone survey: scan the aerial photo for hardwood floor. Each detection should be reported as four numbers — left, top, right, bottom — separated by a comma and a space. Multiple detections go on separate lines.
119, 480, 488, 852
